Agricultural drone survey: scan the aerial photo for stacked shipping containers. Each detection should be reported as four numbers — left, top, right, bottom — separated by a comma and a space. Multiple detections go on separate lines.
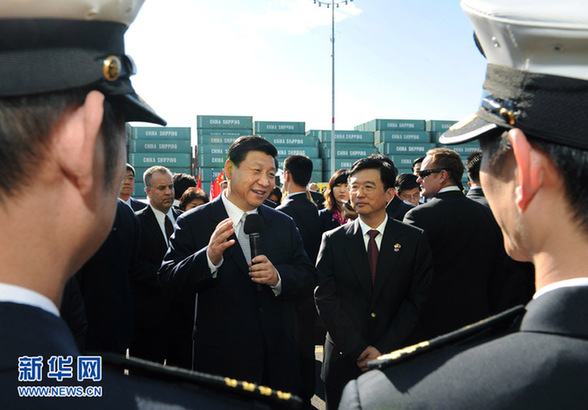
196, 115, 253, 194
254, 121, 323, 185
317, 130, 377, 182
126, 125, 192, 198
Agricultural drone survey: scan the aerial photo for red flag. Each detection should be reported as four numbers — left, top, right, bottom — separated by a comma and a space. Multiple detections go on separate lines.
196, 172, 202, 190
210, 170, 225, 200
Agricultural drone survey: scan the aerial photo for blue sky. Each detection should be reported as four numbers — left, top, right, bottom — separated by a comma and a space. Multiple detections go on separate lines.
125, 1, 487, 137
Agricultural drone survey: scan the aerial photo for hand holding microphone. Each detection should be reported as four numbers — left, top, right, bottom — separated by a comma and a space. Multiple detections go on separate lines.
244, 214, 279, 290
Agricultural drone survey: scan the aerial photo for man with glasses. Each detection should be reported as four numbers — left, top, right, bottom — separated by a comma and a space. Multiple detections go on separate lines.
403, 148, 507, 339
315, 155, 432, 409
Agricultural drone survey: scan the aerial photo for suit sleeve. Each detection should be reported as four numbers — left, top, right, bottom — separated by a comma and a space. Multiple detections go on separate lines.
272, 216, 317, 299
157, 214, 214, 299
315, 232, 370, 361
374, 230, 433, 353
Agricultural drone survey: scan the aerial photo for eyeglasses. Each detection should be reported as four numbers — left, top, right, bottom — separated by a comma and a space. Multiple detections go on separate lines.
417, 168, 444, 178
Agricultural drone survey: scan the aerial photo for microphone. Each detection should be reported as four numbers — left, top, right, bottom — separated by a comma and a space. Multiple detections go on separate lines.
244, 213, 264, 291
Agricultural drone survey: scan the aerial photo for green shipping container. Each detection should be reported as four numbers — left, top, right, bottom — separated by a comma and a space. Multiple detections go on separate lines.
376, 142, 436, 155
198, 167, 224, 182
375, 131, 431, 143
322, 158, 358, 171
262, 134, 318, 148
196, 145, 230, 156
133, 183, 146, 198
354, 119, 426, 132
426, 120, 458, 132
197, 128, 252, 137
197, 135, 239, 146
381, 154, 423, 169
319, 130, 375, 144
129, 153, 192, 168
197, 115, 253, 130
255, 121, 305, 134
276, 147, 320, 158
320, 143, 378, 158
129, 139, 192, 153
197, 154, 228, 168
128, 125, 191, 140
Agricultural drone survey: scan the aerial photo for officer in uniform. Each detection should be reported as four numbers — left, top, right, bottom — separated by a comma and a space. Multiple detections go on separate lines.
340, 0, 588, 408
0, 1, 299, 408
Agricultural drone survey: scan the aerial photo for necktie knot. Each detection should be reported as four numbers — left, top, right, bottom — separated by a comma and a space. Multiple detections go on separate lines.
368, 229, 379, 240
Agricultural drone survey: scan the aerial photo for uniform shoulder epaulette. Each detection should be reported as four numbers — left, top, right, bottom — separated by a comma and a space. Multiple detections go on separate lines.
369, 305, 526, 370
100, 353, 301, 408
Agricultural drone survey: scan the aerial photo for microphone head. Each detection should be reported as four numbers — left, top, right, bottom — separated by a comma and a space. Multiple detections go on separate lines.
244, 213, 264, 235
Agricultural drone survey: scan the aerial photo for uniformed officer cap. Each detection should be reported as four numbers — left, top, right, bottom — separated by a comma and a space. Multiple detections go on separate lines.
440, 0, 588, 149
0, 0, 165, 125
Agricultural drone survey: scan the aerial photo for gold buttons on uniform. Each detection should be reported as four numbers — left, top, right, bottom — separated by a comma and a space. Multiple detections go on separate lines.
102, 55, 121, 81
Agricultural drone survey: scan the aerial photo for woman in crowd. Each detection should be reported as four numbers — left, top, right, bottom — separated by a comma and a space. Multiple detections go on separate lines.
318, 169, 357, 234
179, 187, 209, 211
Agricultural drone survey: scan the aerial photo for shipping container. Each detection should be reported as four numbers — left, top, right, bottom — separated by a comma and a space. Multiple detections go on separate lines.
275, 146, 320, 158
320, 143, 378, 158
129, 139, 192, 154
197, 115, 253, 130
354, 119, 426, 132
262, 134, 318, 148
255, 121, 305, 134
197, 134, 240, 146
426, 120, 458, 132
376, 142, 436, 155
319, 130, 375, 144
197, 128, 253, 137
127, 125, 191, 140
129, 153, 192, 168
374, 130, 432, 144
197, 154, 228, 168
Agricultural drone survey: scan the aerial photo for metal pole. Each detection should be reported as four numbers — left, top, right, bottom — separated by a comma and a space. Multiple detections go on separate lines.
330, 0, 336, 175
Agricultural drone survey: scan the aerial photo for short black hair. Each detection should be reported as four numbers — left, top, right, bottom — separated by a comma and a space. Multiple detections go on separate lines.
126, 163, 136, 177
465, 150, 483, 185
227, 136, 278, 169
284, 155, 313, 187
481, 129, 588, 237
173, 172, 196, 200
412, 156, 425, 174
395, 173, 419, 193
350, 154, 398, 191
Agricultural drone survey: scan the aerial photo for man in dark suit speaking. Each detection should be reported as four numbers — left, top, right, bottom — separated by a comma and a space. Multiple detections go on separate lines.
315, 155, 433, 409
159, 136, 316, 395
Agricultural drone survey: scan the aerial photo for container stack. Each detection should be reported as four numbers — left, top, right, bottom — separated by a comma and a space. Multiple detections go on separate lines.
126, 125, 192, 198
196, 115, 253, 194
318, 130, 378, 182
254, 121, 322, 184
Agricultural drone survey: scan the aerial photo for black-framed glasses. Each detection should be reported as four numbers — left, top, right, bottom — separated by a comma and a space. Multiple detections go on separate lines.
417, 168, 444, 178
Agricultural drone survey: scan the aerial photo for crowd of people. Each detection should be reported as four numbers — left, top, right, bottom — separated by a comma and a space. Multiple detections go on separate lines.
2, 0, 588, 409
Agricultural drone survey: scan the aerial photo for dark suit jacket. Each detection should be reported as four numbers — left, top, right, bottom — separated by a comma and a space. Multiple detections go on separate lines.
466, 187, 489, 207
158, 197, 317, 394
318, 208, 343, 235
341, 286, 588, 409
0, 302, 292, 409
75, 199, 137, 354
130, 205, 182, 363
276, 192, 322, 264
309, 190, 326, 210
386, 195, 414, 221
315, 218, 433, 390
403, 190, 507, 339
130, 197, 148, 212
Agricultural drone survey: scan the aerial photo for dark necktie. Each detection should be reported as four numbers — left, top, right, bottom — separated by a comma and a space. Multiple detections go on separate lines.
164, 215, 174, 240
367, 229, 379, 285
